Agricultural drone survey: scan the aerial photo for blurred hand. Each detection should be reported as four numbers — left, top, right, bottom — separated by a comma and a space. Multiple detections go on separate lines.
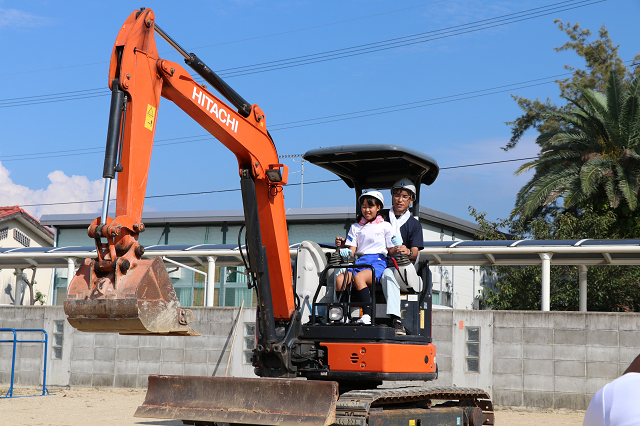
335, 236, 346, 247
391, 236, 402, 246
340, 248, 352, 257
395, 245, 409, 255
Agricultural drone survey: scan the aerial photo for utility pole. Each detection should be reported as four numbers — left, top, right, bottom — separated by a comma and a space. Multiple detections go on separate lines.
293, 157, 305, 208
280, 153, 305, 208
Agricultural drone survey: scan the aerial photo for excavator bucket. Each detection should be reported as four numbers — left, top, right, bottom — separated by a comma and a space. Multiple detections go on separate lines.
135, 375, 339, 426
64, 256, 199, 336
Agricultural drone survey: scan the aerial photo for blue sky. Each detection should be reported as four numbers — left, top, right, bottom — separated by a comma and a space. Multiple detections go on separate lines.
0, 0, 638, 225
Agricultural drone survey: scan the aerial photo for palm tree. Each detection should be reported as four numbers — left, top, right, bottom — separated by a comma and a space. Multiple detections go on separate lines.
513, 72, 640, 220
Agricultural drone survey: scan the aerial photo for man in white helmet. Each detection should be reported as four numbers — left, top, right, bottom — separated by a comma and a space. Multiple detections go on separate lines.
380, 178, 424, 335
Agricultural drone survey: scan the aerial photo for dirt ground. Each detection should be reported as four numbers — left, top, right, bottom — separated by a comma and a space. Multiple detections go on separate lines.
0, 386, 586, 426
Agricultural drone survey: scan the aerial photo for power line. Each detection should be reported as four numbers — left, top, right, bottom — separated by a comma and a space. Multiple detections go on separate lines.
0, 70, 581, 162
0, 0, 604, 108
214, 0, 604, 79
3, 21, 632, 162
440, 157, 537, 170
0, 134, 214, 160
186, 0, 452, 51
17, 178, 343, 207
0, 91, 110, 109
0, 61, 108, 77
0, 1, 451, 77
3, 54, 636, 163
0, 87, 106, 102
263, 53, 634, 130
0, 137, 215, 162
269, 79, 561, 131
17, 156, 541, 208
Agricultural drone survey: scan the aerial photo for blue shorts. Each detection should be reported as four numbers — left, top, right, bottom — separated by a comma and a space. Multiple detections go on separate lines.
347, 253, 387, 281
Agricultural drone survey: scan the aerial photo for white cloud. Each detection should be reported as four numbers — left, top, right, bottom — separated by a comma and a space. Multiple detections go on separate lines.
0, 162, 113, 220
0, 8, 51, 29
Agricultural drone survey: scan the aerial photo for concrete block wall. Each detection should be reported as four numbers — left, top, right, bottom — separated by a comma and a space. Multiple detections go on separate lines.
428, 309, 493, 394
1, 306, 639, 411
0, 306, 255, 389
0, 306, 69, 387
428, 310, 640, 411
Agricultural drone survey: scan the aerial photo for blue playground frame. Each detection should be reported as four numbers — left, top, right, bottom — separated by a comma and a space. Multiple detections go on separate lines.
0, 328, 52, 398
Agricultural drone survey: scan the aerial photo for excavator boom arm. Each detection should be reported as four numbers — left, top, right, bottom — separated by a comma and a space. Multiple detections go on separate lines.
114, 9, 295, 319
64, 8, 295, 340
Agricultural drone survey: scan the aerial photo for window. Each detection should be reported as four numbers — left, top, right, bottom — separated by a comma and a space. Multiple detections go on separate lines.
192, 266, 206, 306
193, 287, 205, 306
219, 266, 255, 308
242, 323, 256, 365
0, 227, 8, 241
465, 327, 480, 373
13, 229, 30, 247
52, 320, 64, 360
440, 291, 451, 307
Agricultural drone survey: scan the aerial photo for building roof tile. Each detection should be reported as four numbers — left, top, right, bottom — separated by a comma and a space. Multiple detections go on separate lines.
0, 206, 55, 241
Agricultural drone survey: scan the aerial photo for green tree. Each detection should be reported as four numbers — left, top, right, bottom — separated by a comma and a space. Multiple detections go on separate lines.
478, 21, 640, 312
504, 20, 640, 151
34, 291, 46, 305
513, 72, 640, 219
471, 208, 640, 312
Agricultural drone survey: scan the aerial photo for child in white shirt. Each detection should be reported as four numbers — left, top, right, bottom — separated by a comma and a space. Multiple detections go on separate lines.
335, 189, 398, 324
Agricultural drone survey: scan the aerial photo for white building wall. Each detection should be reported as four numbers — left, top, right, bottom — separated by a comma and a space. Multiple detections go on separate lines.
48, 213, 488, 310
0, 218, 53, 306
422, 223, 484, 309
287, 223, 347, 245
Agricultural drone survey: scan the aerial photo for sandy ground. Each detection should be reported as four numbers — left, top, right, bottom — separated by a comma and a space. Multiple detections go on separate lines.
0, 386, 586, 426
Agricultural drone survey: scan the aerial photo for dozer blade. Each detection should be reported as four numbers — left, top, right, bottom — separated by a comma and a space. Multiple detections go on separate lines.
64, 256, 199, 336
135, 375, 339, 426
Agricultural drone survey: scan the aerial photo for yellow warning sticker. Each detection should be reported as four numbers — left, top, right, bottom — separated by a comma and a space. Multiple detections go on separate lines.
145, 104, 156, 131
409, 420, 416, 426
420, 310, 425, 329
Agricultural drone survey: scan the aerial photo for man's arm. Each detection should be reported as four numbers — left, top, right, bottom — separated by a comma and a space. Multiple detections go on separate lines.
405, 218, 424, 260
393, 244, 419, 259
408, 246, 419, 260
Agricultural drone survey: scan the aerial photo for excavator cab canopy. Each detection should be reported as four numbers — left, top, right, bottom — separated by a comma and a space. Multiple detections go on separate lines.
303, 144, 439, 212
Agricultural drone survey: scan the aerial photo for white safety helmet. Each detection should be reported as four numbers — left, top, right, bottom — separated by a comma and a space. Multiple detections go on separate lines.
391, 178, 416, 199
358, 189, 384, 208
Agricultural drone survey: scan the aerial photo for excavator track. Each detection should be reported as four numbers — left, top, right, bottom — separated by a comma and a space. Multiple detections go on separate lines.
334, 386, 494, 426
138, 376, 494, 426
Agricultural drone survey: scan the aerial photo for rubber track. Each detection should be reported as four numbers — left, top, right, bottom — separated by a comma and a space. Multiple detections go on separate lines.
333, 386, 492, 426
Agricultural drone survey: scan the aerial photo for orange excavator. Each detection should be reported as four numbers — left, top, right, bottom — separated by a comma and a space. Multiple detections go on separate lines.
64, 8, 494, 426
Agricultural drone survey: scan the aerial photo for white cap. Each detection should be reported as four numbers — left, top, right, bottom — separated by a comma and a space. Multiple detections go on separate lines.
359, 189, 384, 208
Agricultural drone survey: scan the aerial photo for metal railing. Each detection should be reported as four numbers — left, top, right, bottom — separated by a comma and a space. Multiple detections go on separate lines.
0, 328, 51, 398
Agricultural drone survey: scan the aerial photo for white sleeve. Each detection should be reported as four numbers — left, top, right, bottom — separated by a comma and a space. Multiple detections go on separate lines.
346, 223, 359, 248
384, 222, 395, 248
583, 387, 605, 426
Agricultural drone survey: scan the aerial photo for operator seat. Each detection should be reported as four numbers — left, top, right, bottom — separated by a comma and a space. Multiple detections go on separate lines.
374, 255, 430, 335
295, 241, 332, 324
